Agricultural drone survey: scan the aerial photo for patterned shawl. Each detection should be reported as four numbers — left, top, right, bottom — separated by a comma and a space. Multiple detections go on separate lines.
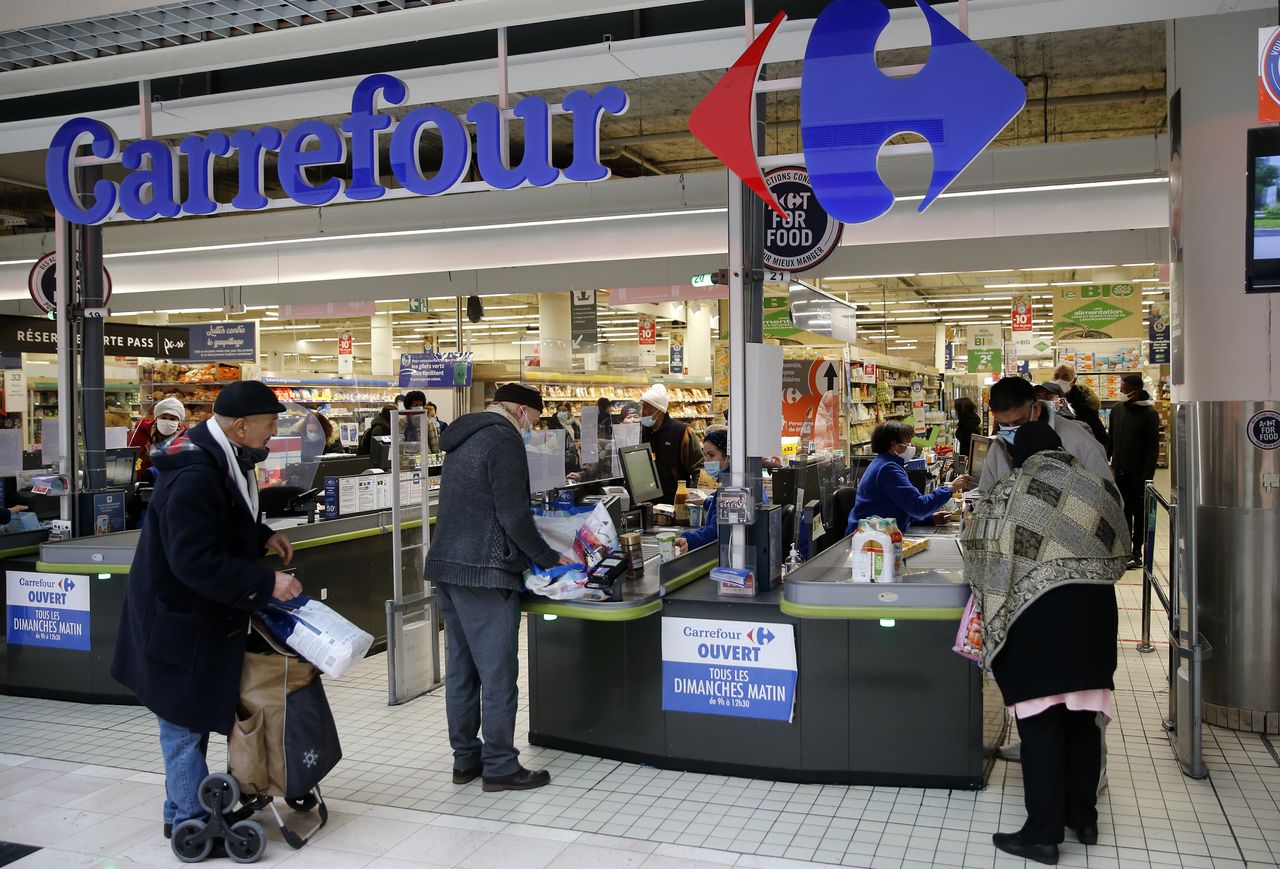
959, 450, 1129, 665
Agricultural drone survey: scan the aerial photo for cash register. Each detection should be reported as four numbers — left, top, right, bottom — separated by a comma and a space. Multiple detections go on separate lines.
618, 444, 664, 532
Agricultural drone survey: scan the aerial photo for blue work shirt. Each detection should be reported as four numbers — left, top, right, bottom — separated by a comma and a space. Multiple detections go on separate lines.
846, 452, 953, 535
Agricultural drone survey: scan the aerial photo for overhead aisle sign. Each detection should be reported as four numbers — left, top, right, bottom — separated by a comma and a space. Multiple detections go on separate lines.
661, 617, 797, 722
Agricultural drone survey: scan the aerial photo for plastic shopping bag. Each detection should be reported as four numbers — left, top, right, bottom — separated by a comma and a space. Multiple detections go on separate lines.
257, 595, 374, 678
952, 593, 984, 663
532, 501, 618, 566
523, 561, 603, 601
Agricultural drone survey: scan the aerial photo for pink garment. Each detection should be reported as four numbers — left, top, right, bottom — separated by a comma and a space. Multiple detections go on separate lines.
1010, 689, 1113, 722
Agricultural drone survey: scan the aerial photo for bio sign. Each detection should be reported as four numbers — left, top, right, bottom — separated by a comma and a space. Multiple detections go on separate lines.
6, 570, 90, 652
661, 617, 798, 722
47, 75, 629, 224
763, 167, 842, 272
1053, 283, 1142, 340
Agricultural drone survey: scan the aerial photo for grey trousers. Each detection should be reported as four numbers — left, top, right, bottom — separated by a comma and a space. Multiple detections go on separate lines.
437, 582, 522, 777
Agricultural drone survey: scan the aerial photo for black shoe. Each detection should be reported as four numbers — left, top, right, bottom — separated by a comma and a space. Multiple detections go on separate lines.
1127, 558, 1142, 570
163, 822, 171, 840
1070, 824, 1099, 845
482, 767, 551, 792
452, 765, 482, 785
993, 831, 1059, 865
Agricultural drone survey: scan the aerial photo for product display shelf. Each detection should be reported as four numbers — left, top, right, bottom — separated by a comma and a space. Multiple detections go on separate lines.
494, 375, 715, 434
28, 380, 141, 446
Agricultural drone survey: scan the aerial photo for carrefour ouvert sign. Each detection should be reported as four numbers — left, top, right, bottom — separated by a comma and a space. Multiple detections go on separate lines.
46, 73, 629, 225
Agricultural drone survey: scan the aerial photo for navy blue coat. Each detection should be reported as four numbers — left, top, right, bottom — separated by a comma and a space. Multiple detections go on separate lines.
111, 421, 277, 735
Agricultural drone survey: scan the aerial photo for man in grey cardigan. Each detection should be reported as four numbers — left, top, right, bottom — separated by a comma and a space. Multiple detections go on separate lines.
427, 382, 570, 792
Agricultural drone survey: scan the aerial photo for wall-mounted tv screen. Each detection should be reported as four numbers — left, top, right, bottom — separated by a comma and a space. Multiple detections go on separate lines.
1246, 126, 1280, 293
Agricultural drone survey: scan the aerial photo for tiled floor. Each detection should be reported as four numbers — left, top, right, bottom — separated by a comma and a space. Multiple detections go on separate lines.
0, 472, 1277, 868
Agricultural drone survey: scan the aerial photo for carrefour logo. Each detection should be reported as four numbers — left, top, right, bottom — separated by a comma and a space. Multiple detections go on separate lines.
59, 578, 75, 593
746, 626, 776, 646
690, 0, 1025, 225
46, 76, 629, 225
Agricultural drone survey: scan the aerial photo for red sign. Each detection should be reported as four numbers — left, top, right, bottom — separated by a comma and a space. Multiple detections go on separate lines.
1011, 295, 1033, 332
338, 333, 353, 355
637, 314, 656, 345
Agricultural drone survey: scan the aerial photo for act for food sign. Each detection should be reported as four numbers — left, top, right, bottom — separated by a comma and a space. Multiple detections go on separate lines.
661, 617, 797, 722
6, 571, 90, 652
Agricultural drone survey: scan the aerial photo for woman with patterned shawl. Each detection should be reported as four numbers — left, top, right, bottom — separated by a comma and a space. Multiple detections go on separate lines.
960, 421, 1129, 865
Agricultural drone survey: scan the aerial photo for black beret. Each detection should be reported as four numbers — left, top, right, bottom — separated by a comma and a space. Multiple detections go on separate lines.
214, 380, 288, 418
494, 382, 544, 412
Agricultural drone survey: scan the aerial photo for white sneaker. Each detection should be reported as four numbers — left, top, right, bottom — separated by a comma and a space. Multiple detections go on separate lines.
999, 741, 1022, 762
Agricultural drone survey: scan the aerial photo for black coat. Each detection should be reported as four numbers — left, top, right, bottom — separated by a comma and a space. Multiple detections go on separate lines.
1109, 396, 1160, 480
990, 584, 1118, 706
642, 415, 703, 504
111, 421, 276, 735
955, 412, 981, 458
1066, 386, 1110, 456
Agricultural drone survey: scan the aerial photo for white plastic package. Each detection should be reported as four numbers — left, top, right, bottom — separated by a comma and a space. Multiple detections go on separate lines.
258, 595, 374, 678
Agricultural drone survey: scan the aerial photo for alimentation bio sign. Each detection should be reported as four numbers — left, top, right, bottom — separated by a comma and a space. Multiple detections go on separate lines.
661, 617, 797, 722
6, 571, 90, 652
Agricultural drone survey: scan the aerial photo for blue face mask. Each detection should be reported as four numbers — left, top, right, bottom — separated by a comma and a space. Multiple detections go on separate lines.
996, 426, 1019, 446
522, 429, 533, 445
640, 415, 656, 428
704, 461, 721, 480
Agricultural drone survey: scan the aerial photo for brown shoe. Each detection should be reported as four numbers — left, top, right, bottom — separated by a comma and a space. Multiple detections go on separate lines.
481, 767, 550, 792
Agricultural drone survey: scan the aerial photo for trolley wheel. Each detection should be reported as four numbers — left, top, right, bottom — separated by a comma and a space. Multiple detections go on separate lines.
284, 794, 317, 812
241, 793, 271, 812
225, 819, 267, 864
197, 773, 241, 816
171, 819, 213, 864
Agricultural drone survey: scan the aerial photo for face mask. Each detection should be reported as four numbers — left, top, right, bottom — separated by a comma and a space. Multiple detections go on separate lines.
155, 419, 179, 437
557, 411, 569, 421
704, 461, 721, 480
522, 430, 533, 445
996, 426, 1019, 446
240, 444, 270, 465
640, 415, 656, 428
898, 444, 917, 462
305, 430, 324, 442
1052, 379, 1073, 394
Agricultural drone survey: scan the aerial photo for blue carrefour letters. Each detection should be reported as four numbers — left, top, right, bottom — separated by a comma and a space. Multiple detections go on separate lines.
46, 74, 629, 225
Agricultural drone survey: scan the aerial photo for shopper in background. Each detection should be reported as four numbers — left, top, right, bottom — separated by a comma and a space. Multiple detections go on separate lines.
129, 397, 188, 483
1108, 373, 1160, 569
112, 381, 301, 847
402, 390, 440, 453
639, 383, 704, 504
848, 421, 974, 534
301, 411, 339, 462
356, 404, 395, 455
425, 382, 571, 793
960, 422, 1125, 865
952, 397, 982, 459
1052, 364, 1109, 455
426, 401, 448, 433
979, 377, 1113, 495
546, 402, 581, 473
596, 397, 614, 442
1034, 381, 1077, 420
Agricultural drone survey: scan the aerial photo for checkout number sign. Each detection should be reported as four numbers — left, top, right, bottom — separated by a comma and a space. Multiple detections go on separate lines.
661, 617, 797, 722
6, 570, 90, 652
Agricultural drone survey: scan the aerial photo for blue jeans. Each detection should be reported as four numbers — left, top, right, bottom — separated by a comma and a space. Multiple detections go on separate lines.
157, 716, 210, 826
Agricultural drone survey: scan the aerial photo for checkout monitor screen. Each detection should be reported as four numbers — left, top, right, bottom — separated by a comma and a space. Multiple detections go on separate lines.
619, 444, 663, 505
104, 448, 137, 488
969, 435, 993, 488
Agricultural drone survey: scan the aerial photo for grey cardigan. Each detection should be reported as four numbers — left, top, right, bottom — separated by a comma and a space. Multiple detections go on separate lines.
425, 410, 560, 590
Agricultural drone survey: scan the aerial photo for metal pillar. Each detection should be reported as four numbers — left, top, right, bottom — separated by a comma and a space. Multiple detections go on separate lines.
54, 214, 77, 523
78, 166, 106, 493
725, 0, 765, 569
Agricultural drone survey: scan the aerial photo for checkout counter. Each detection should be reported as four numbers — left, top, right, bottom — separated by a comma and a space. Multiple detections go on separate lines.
525, 521, 1005, 789
0, 503, 432, 704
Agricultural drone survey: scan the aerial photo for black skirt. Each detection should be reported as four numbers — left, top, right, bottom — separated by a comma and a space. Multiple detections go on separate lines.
990, 583, 1118, 707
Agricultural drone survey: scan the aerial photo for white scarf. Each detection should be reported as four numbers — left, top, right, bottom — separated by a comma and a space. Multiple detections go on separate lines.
205, 419, 260, 519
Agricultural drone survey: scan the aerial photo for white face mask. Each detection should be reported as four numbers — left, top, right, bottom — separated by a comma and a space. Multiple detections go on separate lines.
898, 444, 917, 462
155, 419, 179, 437
640, 415, 656, 428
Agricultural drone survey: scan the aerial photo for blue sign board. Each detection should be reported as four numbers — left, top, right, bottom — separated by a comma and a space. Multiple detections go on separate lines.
184, 322, 257, 361
398, 353, 473, 389
6, 571, 91, 652
91, 491, 125, 535
661, 617, 798, 722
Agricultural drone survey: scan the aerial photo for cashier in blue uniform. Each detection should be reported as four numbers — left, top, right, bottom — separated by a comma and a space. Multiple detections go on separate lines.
675, 428, 728, 554
846, 421, 974, 535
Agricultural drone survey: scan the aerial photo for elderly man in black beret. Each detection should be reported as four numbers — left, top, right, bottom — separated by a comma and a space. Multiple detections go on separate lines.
426, 382, 570, 792
112, 380, 303, 845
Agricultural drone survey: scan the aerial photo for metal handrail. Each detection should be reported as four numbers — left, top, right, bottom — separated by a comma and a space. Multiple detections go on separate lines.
1139, 481, 1209, 780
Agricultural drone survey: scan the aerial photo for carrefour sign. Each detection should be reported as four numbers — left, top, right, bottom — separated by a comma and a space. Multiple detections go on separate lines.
661, 617, 798, 722
46, 74, 629, 225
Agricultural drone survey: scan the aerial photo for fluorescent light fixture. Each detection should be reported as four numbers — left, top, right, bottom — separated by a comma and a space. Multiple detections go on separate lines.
1121, 262, 1157, 267
1132, 278, 1160, 283
1022, 265, 1114, 272
1142, 290, 1165, 296
902, 176, 1167, 203
1049, 281, 1093, 286
825, 273, 915, 280
984, 282, 1048, 288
